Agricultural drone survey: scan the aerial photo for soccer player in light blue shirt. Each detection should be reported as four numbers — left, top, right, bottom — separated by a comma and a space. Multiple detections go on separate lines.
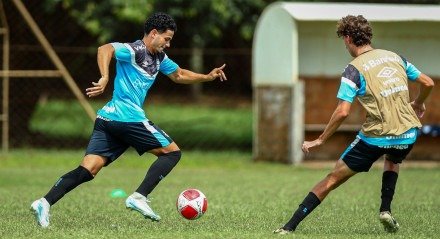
31, 12, 227, 228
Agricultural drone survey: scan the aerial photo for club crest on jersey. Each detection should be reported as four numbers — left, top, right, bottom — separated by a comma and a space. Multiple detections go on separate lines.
133, 79, 149, 89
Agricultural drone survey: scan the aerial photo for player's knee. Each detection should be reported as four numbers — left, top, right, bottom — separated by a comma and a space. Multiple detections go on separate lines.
80, 163, 102, 177
167, 142, 180, 152
78, 165, 95, 182
81, 155, 107, 176
157, 150, 181, 169
383, 156, 400, 171
151, 143, 180, 156
168, 150, 182, 162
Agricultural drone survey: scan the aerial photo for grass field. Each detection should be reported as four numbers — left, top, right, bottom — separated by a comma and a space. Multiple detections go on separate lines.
0, 150, 439, 239
29, 100, 252, 149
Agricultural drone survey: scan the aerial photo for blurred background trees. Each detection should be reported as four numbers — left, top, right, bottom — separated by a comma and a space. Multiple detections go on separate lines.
41, 0, 440, 45
2, 0, 439, 148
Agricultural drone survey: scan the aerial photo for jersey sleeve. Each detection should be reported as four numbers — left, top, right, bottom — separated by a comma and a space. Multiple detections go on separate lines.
110, 42, 132, 62
337, 64, 361, 103
400, 55, 421, 81
159, 54, 179, 75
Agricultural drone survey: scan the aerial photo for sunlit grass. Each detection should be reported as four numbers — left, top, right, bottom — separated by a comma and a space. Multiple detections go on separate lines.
0, 149, 439, 238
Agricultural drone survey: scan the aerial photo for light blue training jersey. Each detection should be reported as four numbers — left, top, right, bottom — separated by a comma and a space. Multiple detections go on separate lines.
97, 40, 178, 122
336, 55, 421, 146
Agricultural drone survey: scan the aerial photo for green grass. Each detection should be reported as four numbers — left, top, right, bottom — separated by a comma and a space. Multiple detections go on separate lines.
29, 100, 252, 149
0, 149, 439, 239
29, 100, 95, 138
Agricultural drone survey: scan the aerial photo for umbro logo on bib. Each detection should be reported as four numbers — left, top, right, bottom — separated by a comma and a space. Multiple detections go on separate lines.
377, 67, 397, 78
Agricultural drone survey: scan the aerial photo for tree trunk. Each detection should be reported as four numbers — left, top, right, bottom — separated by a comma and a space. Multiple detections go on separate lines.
190, 45, 203, 101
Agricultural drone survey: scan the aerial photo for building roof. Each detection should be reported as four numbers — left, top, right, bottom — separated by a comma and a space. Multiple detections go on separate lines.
253, 2, 440, 86
279, 2, 440, 22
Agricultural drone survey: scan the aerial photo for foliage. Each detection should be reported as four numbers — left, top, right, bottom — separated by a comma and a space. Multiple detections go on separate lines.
41, 0, 440, 46
0, 149, 439, 238
42, 0, 275, 45
314, 0, 440, 3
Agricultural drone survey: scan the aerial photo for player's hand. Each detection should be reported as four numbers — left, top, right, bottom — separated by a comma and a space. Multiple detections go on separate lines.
302, 139, 323, 154
86, 76, 109, 97
410, 101, 426, 118
208, 64, 227, 82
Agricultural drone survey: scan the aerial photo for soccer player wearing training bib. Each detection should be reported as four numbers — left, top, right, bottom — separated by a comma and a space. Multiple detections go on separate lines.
274, 15, 434, 235
30, 12, 227, 228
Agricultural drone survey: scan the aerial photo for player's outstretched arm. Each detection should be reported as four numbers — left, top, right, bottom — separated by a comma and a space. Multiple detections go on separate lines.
168, 64, 227, 84
302, 100, 351, 154
411, 73, 435, 118
86, 44, 114, 97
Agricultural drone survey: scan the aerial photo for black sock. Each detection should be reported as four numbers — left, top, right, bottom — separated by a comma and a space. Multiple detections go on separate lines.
380, 171, 398, 213
44, 166, 94, 205
136, 150, 181, 197
283, 192, 321, 231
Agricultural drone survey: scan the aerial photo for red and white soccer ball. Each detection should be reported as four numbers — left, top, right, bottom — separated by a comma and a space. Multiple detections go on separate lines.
176, 189, 207, 220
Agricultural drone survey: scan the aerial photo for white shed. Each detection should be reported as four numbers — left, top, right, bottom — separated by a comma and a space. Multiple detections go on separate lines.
253, 2, 440, 164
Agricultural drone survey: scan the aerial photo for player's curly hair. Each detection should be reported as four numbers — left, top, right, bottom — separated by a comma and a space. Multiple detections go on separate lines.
144, 12, 177, 35
336, 15, 372, 47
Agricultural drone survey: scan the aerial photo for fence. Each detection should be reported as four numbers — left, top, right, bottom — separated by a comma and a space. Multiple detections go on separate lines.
2, 1, 439, 161
0, 1, 253, 151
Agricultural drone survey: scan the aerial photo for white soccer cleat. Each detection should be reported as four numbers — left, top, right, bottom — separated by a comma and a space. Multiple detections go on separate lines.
379, 211, 400, 233
30, 198, 50, 228
125, 192, 161, 222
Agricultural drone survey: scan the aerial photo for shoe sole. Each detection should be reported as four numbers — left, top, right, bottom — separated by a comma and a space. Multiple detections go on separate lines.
126, 202, 161, 222
273, 228, 292, 235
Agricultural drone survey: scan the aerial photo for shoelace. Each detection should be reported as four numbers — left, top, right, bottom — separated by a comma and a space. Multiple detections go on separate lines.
143, 197, 153, 203
133, 195, 152, 204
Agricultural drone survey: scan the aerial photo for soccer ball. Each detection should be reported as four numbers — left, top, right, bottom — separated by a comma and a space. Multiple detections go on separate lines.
176, 189, 207, 220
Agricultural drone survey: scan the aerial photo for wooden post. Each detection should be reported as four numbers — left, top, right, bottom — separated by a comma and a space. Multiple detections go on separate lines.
253, 81, 304, 164
12, 0, 96, 121
0, 0, 9, 152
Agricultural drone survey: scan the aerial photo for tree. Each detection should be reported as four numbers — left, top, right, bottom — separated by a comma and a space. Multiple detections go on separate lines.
43, 0, 272, 44
42, 0, 275, 98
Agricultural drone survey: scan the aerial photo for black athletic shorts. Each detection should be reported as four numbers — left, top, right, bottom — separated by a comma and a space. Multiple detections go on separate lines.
85, 116, 173, 166
341, 136, 414, 172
